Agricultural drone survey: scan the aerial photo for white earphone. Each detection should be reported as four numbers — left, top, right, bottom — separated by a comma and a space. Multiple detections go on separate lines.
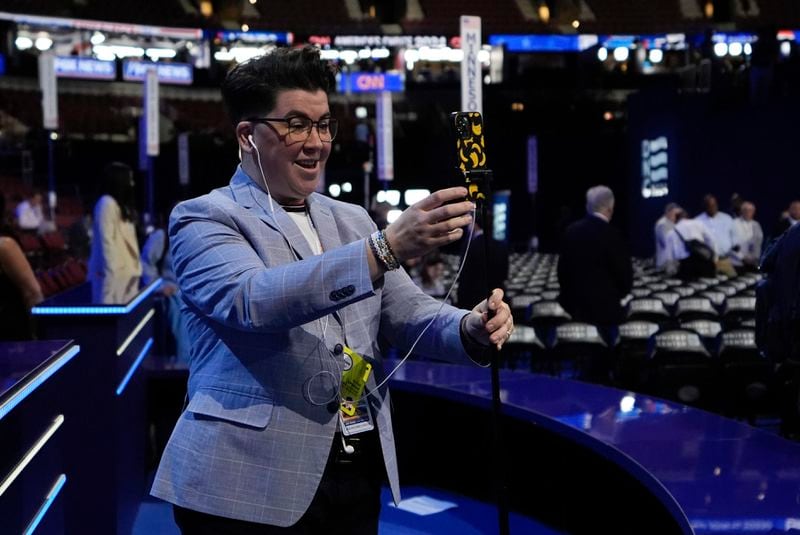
248, 129, 341, 406
340, 434, 355, 455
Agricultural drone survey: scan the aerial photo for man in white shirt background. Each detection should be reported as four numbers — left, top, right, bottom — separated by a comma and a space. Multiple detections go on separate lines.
14, 191, 45, 232
663, 209, 717, 278
696, 194, 737, 276
732, 201, 763, 270
654, 202, 680, 270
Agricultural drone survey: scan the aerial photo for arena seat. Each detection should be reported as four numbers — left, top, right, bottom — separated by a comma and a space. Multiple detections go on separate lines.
649, 329, 716, 409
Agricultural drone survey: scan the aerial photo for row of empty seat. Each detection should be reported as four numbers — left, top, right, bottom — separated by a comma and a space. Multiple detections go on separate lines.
478, 252, 771, 422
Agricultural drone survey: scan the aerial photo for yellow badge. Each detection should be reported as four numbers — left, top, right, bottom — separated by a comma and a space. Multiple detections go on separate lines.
339, 346, 372, 417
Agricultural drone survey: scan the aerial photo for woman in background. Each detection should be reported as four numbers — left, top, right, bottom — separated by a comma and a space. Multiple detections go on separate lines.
0, 194, 43, 340
88, 162, 142, 304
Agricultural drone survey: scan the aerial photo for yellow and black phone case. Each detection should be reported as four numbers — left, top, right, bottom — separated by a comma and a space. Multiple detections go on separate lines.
451, 111, 488, 200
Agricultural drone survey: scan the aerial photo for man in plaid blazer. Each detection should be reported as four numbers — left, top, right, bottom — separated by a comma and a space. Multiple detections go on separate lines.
151, 46, 514, 534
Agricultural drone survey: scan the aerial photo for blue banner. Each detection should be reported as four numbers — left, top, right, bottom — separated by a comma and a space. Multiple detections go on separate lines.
337, 72, 404, 93
55, 56, 115, 80
123, 60, 193, 85
490, 34, 595, 52
215, 30, 292, 44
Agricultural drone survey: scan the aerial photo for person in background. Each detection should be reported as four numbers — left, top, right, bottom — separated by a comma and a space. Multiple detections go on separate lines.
663, 209, 717, 279
558, 185, 633, 331
141, 212, 189, 363
151, 46, 513, 534
0, 194, 43, 340
412, 252, 447, 299
773, 199, 800, 237
14, 190, 45, 232
729, 192, 743, 218
732, 201, 764, 271
757, 222, 800, 438
654, 202, 680, 270
696, 194, 737, 276
88, 162, 142, 304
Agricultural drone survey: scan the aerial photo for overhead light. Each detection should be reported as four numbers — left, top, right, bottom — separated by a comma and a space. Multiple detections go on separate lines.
241, 24, 250, 32
90, 31, 105, 45
571, 20, 580, 29
597, 47, 608, 61
744, 43, 752, 55
538, 2, 550, 24
200, 0, 213, 17
146, 48, 177, 60
342, 182, 353, 193
249, 0, 257, 3
728, 42, 743, 56
328, 184, 341, 197
648, 49, 664, 63
339, 50, 358, 64
15, 36, 33, 50
781, 41, 792, 57
371, 47, 390, 59
376, 189, 401, 206
713, 42, 728, 57
35, 36, 53, 51
387, 209, 402, 223
704, 1, 714, 19
612, 47, 629, 62
404, 189, 430, 206
94, 44, 145, 58
355, 106, 368, 119
229, 46, 265, 63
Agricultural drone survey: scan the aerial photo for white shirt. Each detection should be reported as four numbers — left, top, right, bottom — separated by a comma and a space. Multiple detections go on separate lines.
286, 209, 323, 255
654, 215, 674, 268
664, 218, 716, 265
732, 217, 763, 265
15, 200, 44, 230
696, 211, 735, 257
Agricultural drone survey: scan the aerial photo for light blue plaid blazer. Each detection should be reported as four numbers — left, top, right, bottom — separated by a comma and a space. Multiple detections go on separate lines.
151, 167, 475, 527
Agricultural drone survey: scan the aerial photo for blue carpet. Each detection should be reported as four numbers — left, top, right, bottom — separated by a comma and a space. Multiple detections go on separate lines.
134, 486, 562, 534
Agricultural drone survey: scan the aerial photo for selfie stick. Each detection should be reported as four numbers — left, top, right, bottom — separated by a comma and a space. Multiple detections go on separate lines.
463, 167, 510, 535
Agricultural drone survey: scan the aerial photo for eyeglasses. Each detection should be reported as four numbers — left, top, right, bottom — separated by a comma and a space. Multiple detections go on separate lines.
247, 116, 338, 143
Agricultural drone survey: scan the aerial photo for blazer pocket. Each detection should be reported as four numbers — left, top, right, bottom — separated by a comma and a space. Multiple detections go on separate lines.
187, 386, 273, 429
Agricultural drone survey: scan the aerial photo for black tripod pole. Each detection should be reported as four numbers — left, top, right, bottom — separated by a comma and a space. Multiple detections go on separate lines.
471, 171, 510, 535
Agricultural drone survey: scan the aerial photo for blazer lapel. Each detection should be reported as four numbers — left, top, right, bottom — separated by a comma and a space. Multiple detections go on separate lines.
307, 195, 342, 253
228, 167, 314, 260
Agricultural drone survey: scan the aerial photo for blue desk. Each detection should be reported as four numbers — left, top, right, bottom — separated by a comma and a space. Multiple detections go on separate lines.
389, 361, 800, 534
33, 280, 160, 535
0, 340, 79, 534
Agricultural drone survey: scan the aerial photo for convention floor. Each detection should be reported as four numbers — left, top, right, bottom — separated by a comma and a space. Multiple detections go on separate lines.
133, 486, 562, 535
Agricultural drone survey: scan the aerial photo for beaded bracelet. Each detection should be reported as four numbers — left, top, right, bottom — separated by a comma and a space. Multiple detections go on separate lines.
369, 230, 400, 271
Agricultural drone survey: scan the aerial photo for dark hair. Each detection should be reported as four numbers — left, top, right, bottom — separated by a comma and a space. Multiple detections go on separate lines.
101, 162, 136, 221
221, 46, 337, 126
0, 194, 17, 240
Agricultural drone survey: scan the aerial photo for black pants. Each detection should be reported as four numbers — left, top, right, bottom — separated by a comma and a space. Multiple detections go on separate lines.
174, 431, 384, 535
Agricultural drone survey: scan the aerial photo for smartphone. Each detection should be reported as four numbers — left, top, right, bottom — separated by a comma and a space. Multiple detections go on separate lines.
451, 111, 487, 173
451, 111, 488, 200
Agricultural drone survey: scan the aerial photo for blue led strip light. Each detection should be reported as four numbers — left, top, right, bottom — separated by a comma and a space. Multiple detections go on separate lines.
23, 473, 67, 535
0, 346, 80, 421
31, 278, 162, 316
115, 338, 153, 396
